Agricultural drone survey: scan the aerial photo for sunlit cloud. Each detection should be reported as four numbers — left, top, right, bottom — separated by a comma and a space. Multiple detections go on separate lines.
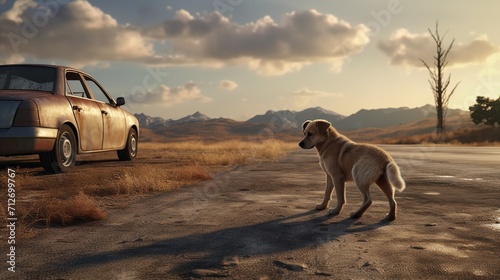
294, 88, 343, 97
293, 87, 343, 108
378, 28, 499, 68
129, 82, 212, 106
147, 9, 370, 75
0, 1, 154, 65
0, 2, 370, 75
219, 80, 238, 91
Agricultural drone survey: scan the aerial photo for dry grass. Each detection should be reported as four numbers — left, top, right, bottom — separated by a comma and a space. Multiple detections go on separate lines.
343, 113, 499, 146
34, 191, 107, 226
384, 126, 500, 145
85, 164, 213, 196
0, 139, 297, 232
144, 139, 295, 165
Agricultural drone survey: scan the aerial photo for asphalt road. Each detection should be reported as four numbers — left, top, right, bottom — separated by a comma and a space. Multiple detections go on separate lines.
2, 145, 500, 279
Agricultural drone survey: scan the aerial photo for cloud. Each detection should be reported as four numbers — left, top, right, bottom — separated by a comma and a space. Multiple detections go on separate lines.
378, 28, 499, 68
1, 0, 36, 23
294, 88, 343, 97
147, 9, 370, 75
0, 0, 154, 65
129, 82, 211, 106
0, 2, 369, 75
293, 88, 343, 108
219, 80, 238, 91
0, 52, 24, 64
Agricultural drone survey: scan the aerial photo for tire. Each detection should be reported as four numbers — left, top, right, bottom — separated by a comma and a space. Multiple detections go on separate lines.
39, 124, 77, 174
117, 128, 138, 161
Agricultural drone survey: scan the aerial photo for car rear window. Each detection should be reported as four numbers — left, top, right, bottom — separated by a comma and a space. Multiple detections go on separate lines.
0, 66, 55, 92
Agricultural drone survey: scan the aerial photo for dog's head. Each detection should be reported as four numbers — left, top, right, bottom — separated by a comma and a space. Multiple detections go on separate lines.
298, 119, 331, 149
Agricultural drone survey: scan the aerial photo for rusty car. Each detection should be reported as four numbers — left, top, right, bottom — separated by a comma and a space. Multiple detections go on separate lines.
0, 64, 139, 173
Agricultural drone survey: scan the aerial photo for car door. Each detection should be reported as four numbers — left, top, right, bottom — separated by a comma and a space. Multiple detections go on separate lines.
83, 75, 126, 150
65, 72, 104, 151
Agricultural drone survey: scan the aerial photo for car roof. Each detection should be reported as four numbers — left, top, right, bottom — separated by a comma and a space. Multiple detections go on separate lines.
0, 64, 81, 73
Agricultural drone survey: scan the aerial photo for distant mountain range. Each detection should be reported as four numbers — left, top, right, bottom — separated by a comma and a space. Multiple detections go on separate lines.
246, 107, 344, 130
135, 105, 471, 142
335, 104, 466, 130
135, 111, 214, 129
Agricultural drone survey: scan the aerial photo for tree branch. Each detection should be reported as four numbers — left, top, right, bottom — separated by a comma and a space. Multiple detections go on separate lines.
419, 21, 460, 134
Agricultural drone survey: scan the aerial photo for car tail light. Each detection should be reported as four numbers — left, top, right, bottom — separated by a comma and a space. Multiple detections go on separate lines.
0, 101, 21, 128
12, 99, 40, 127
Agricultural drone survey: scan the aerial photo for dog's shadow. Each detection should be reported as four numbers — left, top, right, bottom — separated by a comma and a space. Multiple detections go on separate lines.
57, 210, 389, 275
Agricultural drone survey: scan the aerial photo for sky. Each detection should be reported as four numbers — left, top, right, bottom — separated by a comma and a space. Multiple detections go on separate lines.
1, 0, 499, 121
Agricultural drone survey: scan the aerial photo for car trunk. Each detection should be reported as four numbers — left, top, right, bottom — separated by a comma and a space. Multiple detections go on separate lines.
0, 91, 51, 128
0, 100, 21, 128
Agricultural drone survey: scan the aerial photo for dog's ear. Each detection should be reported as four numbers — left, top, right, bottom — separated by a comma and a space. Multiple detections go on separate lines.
316, 120, 331, 134
302, 120, 311, 132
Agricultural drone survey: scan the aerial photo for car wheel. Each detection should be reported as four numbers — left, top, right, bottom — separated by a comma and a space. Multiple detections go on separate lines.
39, 124, 77, 173
117, 128, 138, 161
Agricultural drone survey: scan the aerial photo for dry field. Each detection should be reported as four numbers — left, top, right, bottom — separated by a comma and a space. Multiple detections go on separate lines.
344, 114, 500, 145
0, 140, 297, 236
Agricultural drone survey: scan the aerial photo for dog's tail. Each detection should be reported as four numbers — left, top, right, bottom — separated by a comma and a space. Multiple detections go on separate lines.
386, 161, 406, 192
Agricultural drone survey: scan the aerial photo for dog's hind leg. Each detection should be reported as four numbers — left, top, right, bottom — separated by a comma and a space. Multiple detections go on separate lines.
376, 175, 397, 221
350, 184, 372, 219
349, 163, 373, 219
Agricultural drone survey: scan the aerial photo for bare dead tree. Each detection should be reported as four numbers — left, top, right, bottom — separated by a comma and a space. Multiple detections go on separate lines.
419, 22, 460, 135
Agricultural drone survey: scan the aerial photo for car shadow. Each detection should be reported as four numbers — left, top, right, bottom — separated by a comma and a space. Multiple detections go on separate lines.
0, 156, 40, 169
0, 156, 125, 175
56, 210, 389, 275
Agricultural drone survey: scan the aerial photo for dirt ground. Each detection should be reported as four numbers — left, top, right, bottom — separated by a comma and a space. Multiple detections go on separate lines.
1, 145, 500, 279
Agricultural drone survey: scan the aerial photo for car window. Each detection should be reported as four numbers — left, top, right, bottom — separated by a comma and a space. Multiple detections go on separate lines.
0, 74, 6, 88
0, 66, 55, 92
65, 72, 89, 98
85, 77, 112, 104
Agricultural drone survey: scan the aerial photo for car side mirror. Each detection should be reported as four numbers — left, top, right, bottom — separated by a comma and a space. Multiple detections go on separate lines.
116, 97, 126, 106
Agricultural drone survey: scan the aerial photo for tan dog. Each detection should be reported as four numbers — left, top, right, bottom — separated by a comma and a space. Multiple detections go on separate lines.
299, 119, 405, 221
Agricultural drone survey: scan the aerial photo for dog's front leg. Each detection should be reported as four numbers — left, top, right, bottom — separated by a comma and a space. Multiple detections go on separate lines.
315, 175, 335, 210
328, 176, 346, 215
315, 175, 334, 210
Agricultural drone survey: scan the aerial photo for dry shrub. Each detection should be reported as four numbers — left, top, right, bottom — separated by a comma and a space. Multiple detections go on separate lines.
174, 164, 213, 182
177, 140, 297, 165
385, 126, 500, 145
36, 191, 106, 226
192, 151, 249, 166
106, 165, 169, 195
252, 140, 297, 160
386, 135, 429, 144
0, 169, 45, 236
92, 164, 213, 195
141, 139, 296, 157
0, 168, 39, 190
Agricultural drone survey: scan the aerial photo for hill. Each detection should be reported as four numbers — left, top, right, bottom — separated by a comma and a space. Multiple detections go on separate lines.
335, 104, 466, 130
345, 112, 475, 143
246, 107, 345, 130
135, 105, 476, 143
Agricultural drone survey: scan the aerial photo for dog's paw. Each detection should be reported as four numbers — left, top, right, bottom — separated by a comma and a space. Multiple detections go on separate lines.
327, 208, 340, 216
349, 211, 362, 219
315, 203, 327, 210
382, 214, 396, 222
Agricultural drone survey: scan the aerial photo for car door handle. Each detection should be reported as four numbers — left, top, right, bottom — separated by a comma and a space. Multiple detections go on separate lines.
72, 105, 82, 112
101, 110, 108, 116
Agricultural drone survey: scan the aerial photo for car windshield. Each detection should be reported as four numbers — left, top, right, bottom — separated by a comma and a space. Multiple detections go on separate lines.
0, 66, 55, 92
